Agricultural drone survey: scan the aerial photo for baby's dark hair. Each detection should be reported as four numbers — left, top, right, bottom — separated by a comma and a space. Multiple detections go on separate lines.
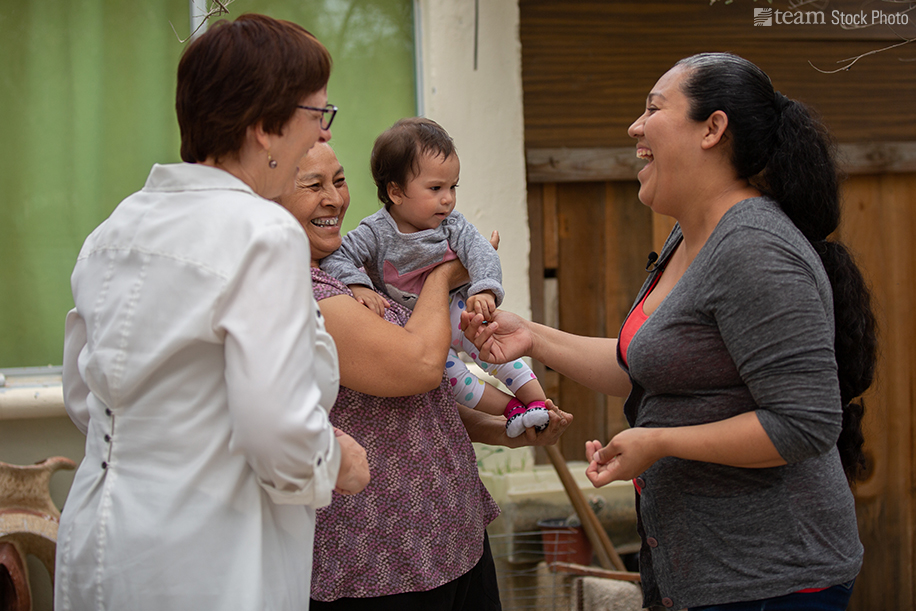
370, 117, 457, 208
677, 52, 878, 485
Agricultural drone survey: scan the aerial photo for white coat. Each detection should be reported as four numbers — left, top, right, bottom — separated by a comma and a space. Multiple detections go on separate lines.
56, 163, 340, 610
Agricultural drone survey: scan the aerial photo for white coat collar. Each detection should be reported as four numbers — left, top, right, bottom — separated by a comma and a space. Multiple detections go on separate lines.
143, 163, 259, 196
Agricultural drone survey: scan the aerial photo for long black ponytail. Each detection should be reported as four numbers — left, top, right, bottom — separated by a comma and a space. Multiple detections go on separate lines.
677, 53, 878, 483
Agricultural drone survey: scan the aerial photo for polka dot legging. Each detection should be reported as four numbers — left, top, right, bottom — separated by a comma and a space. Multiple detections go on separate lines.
445, 294, 537, 408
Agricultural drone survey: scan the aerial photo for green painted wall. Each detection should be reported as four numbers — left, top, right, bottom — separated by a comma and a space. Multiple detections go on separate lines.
0, 0, 416, 368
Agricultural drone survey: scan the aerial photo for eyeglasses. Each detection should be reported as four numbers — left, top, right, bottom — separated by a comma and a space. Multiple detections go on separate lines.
297, 103, 337, 130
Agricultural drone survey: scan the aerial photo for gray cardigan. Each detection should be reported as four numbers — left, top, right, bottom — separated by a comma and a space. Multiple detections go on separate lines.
623, 198, 862, 609
320, 208, 503, 310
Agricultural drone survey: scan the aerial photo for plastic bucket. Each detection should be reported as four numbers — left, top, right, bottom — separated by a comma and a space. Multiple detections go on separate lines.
537, 518, 593, 568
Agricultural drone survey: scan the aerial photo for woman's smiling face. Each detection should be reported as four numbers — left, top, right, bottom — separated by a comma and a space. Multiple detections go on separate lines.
281, 142, 350, 266
627, 66, 708, 215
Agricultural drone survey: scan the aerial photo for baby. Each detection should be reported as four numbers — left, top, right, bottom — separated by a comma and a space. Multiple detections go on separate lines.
321, 117, 549, 437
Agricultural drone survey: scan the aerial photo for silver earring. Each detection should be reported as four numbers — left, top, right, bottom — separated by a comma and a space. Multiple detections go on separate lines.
268, 153, 278, 169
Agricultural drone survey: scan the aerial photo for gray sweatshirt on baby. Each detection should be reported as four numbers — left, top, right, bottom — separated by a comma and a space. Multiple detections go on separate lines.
320, 208, 504, 310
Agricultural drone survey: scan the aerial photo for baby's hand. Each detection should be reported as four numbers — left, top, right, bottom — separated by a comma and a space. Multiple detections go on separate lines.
350, 285, 390, 317
466, 291, 497, 321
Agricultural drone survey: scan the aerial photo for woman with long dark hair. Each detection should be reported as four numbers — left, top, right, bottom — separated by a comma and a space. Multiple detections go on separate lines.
463, 52, 876, 610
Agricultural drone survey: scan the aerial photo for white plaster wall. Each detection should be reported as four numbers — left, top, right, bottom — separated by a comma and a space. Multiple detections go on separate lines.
415, 0, 530, 317
1, 4, 534, 521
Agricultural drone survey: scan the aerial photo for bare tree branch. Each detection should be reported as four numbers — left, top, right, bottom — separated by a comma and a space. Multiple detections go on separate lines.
169, 0, 235, 44
809, 36, 916, 72
788, 0, 829, 10
709, 0, 773, 5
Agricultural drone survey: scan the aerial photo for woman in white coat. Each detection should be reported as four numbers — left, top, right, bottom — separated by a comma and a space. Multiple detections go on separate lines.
56, 14, 368, 611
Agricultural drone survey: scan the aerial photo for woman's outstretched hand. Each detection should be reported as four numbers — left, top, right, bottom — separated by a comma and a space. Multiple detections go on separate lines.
585, 427, 662, 488
460, 309, 532, 365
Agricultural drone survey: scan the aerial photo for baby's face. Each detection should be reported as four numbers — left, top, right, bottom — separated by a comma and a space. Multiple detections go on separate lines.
388, 152, 460, 234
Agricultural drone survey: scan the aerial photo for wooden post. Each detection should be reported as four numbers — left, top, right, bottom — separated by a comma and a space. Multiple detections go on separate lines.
544, 444, 627, 572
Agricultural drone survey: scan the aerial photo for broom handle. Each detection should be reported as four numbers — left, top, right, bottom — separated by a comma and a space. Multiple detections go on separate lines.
545, 444, 627, 572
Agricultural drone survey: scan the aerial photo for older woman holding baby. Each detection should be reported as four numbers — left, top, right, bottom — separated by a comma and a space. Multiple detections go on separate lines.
277, 141, 571, 610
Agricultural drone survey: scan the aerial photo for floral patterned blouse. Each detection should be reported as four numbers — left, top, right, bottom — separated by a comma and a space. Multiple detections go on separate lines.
309, 268, 500, 601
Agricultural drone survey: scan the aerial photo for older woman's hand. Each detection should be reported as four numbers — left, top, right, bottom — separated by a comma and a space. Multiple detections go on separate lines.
518, 399, 572, 447
334, 428, 370, 495
459, 398, 572, 448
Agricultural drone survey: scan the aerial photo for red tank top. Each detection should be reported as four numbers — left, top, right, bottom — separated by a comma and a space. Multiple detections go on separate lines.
619, 273, 661, 368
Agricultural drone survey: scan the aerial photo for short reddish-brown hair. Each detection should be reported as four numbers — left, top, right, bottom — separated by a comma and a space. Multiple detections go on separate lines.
176, 13, 332, 163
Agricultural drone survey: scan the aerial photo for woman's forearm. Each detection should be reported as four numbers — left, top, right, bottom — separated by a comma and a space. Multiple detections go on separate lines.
463, 310, 631, 398
323, 268, 453, 396
603, 412, 785, 474
527, 323, 631, 398
588, 411, 787, 486
400, 265, 455, 372
460, 406, 512, 446
656, 411, 786, 468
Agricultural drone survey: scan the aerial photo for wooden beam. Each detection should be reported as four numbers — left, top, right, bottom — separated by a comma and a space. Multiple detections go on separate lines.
527, 148, 644, 183
527, 142, 916, 183
549, 561, 641, 583
839, 142, 916, 175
